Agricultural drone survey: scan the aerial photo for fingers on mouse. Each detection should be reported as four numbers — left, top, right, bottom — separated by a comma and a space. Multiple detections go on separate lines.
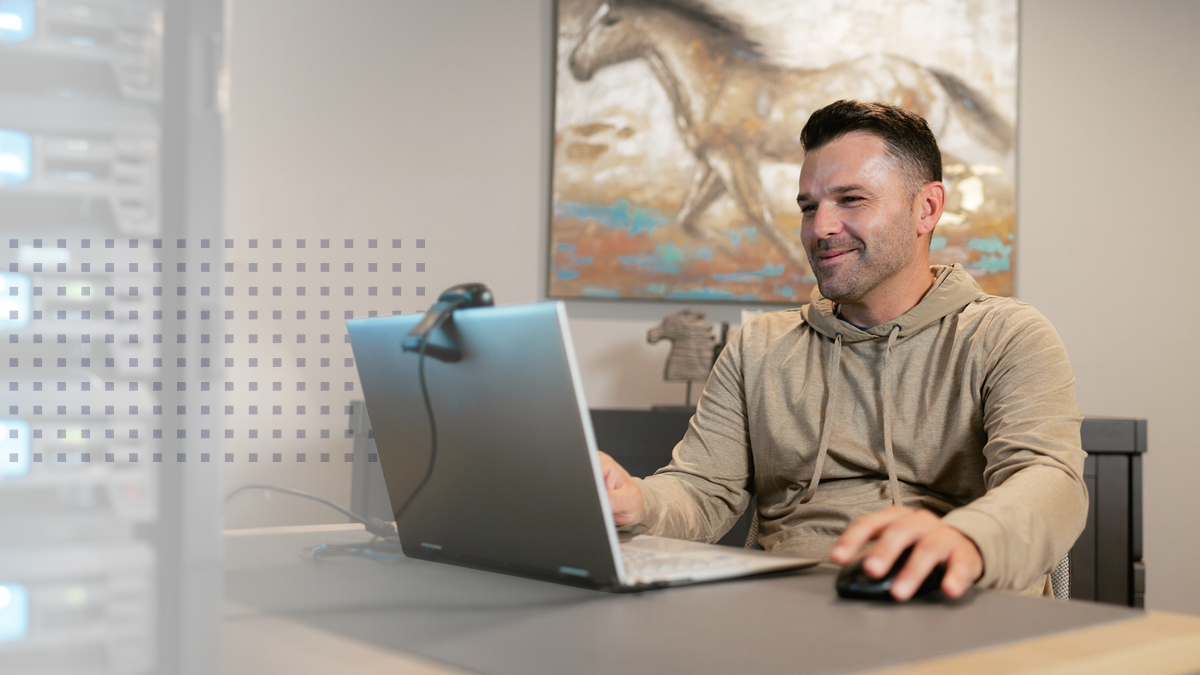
835, 546, 946, 601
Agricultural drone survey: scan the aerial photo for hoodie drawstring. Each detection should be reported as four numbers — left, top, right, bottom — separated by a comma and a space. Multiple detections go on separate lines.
800, 333, 842, 504
801, 325, 902, 506
881, 324, 902, 506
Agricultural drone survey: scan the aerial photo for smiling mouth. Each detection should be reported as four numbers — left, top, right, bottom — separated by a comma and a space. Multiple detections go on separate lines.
817, 249, 857, 264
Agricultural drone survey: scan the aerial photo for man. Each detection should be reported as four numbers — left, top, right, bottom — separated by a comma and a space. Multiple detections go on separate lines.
600, 100, 1087, 601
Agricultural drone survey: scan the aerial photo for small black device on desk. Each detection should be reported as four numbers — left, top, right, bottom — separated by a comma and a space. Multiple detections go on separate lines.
835, 546, 946, 601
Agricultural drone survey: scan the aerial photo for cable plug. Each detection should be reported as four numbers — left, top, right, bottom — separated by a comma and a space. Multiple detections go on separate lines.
364, 517, 398, 540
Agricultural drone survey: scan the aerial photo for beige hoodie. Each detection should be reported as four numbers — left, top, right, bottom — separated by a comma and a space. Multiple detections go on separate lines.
627, 264, 1087, 592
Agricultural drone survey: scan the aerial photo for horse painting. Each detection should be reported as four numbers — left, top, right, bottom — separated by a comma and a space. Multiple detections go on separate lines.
551, 0, 1018, 301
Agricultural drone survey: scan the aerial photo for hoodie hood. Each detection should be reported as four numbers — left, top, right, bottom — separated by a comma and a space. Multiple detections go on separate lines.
801, 264, 987, 343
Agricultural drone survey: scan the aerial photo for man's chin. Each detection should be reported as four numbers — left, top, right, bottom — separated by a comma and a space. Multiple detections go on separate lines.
815, 279, 860, 304
813, 262, 856, 301
814, 277, 838, 299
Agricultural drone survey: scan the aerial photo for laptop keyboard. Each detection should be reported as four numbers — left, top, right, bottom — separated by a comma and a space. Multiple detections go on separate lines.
621, 546, 745, 583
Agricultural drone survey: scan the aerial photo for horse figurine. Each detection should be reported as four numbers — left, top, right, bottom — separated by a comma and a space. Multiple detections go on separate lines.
567, 0, 1014, 269
648, 308, 728, 406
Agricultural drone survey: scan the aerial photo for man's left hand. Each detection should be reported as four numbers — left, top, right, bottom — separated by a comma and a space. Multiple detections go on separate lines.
830, 505, 983, 601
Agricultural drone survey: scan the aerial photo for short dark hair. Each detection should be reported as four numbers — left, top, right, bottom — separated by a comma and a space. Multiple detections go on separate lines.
800, 100, 942, 195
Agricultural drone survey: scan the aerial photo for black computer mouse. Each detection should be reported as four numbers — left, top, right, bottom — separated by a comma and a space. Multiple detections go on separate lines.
835, 546, 946, 600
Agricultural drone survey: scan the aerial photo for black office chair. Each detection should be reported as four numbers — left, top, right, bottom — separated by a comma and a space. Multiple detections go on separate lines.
744, 511, 1071, 599
1050, 553, 1071, 599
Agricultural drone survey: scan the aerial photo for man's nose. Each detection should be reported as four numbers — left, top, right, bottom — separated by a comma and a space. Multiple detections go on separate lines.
811, 205, 842, 239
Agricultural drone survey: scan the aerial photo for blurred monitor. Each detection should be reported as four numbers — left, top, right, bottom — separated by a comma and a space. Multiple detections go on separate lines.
0, 128, 32, 185
0, 0, 34, 44
0, 583, 29, 642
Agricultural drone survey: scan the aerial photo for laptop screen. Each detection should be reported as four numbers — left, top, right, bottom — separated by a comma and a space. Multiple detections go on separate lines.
347, 301, 624, 587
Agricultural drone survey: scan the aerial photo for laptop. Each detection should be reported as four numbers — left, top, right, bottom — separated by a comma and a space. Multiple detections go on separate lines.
347, 300, 818, 591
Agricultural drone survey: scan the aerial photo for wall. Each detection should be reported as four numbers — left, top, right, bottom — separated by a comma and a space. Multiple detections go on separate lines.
225, 0, 1200, 614
222, 0, 553, 528
1015, 0, 1200, 615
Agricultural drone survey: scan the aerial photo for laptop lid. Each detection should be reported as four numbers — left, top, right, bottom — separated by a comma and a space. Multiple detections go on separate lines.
347, 301, 627, 589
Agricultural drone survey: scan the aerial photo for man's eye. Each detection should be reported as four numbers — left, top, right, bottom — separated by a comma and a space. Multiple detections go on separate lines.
799, 204, 816, 215
840, 196, 863, 205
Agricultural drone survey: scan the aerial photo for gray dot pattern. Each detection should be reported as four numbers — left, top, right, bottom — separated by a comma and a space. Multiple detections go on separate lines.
2, 237, 427, 465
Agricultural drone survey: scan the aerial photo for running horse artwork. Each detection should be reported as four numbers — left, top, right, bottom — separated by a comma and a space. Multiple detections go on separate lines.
550, 0, 1019, 302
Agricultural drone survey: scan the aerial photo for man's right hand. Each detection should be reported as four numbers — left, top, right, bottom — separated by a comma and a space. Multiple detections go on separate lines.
598, 451, 644, 526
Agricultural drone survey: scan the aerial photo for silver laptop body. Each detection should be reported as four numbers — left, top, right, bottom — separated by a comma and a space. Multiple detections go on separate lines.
347, 300, 817, 591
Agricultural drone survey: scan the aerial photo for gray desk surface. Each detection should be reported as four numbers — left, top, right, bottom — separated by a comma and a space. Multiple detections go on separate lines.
222, 526, 1151, 675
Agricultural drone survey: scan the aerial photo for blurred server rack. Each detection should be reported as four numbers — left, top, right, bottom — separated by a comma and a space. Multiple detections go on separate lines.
0, 1, 224, 673
0, 544, 154, 674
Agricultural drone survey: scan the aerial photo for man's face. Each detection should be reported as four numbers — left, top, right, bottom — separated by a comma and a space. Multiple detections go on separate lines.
796, 132, 921, 306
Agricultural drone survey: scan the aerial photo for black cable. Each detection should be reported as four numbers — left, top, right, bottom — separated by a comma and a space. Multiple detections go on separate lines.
225, 313, 448, 543
224, 484, 397, 540
389, 315, 442, 523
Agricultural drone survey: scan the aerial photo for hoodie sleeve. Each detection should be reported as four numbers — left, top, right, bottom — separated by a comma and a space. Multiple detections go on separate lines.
621, 326, 754, 542
940, 304, 1088, 591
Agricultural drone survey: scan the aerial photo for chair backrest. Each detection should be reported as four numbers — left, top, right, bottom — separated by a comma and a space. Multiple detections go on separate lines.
1050, 553, 1071, 599
744, 511, 764, 551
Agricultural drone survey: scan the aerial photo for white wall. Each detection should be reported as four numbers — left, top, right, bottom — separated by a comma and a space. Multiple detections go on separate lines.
226, 0, 1200, 614
1016, 1, 1200, 615
222, 0, 553, 528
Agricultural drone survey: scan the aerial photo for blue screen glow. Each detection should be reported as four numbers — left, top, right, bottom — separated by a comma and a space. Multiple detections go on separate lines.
0, 0, 34, 44
0, 583, 29, 642
0, 273, 31, 330
0, 420, 31, 478
0, 129, 32, 185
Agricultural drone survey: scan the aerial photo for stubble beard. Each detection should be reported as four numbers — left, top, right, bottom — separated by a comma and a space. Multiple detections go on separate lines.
809, 212, 913, 305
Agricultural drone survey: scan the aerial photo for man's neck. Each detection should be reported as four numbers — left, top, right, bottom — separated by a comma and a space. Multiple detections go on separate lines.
838, 265, 938, 328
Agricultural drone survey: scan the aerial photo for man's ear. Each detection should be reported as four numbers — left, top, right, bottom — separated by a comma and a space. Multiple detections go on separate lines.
914, 181, 946, 237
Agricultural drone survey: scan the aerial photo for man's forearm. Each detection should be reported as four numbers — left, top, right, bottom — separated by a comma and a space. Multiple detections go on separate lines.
620, 473, 751, 543
941, 465, 1087, 590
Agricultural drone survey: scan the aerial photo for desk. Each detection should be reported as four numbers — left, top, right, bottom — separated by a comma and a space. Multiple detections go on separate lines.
221, 525, 1200, 675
